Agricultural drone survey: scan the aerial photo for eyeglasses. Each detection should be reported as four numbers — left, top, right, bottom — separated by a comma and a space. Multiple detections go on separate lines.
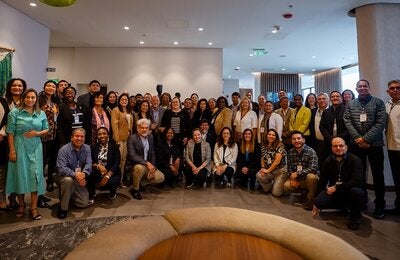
389, 86, 400, 91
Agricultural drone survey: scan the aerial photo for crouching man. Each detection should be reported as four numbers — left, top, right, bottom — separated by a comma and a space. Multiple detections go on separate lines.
127, 118, 164, 200
313, 137, 366, 230
55, 128, 91, 219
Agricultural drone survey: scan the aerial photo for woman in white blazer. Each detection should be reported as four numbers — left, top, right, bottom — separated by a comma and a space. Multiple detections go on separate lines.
258, 101, 283, 143
213, 127, 238, 188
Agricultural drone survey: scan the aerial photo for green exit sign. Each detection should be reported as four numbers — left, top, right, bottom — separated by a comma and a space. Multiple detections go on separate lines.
253, 49, 267, 56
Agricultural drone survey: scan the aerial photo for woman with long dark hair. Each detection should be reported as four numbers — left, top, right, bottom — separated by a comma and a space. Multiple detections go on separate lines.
104, 91, 118, 114
305, 93, 317, 110
213, 127, 238, 188
111, 93, 133, 187
236, 129, 260, 190
192, 98, 212, 128
91, 92, 110, 144
256, 129, 287, 196
7, 89, 49, 220
156, 127, 182, 188
38, 80, 58, 205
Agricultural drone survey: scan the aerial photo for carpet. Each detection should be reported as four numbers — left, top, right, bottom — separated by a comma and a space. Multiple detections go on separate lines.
0, 215, 145, 259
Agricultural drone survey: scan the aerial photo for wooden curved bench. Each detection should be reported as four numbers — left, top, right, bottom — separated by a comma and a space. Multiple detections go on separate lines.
66, 207, 368, 260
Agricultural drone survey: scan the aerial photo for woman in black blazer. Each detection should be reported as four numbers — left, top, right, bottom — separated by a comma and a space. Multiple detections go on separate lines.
88, 127, 121, 203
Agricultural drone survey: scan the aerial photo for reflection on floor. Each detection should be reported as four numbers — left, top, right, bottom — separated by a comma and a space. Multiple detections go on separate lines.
0, 185, 399, 260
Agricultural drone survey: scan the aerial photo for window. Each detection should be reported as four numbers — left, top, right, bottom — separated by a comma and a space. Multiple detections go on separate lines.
341, 65, 359, 94
300, 74, 315, 97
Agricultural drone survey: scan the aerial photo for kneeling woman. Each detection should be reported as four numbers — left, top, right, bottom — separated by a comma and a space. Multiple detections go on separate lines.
156, 127, 182, 188
213, 127, 238, 188
184, 128, 211, 188
236, 129, 261, 190
88, 127, 121, 203
256, 129, 287, 196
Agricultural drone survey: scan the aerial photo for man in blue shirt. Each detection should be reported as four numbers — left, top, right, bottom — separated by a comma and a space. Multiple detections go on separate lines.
55, 128, 91, 219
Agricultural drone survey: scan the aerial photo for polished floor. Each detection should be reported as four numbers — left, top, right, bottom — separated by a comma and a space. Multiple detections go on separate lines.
0, 183, 399, 260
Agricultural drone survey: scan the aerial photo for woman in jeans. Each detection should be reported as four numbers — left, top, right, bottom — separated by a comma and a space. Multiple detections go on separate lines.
256, 129, 287, 196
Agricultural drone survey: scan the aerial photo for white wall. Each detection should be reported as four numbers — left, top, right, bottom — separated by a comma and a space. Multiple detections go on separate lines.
48, 47, 223, 99
222, 79, 239, 99
0, 1, 50, 91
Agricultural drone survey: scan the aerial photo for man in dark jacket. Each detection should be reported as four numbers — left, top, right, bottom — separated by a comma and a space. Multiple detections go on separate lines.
343, 79, 387, 219
313, 137, 366, 230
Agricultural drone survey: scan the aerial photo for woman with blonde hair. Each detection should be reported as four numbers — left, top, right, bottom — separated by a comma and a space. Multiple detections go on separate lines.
233, 97, 258, 142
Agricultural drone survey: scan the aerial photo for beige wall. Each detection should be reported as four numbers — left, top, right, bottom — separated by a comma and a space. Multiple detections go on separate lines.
47, 47, 223, 98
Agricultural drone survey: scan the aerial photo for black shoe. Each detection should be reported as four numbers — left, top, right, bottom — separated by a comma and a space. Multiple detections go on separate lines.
46, 183, 54, 192
303, 199, 314, 211
8, 194, 18, 208
37, 197, 50, 208
39, 195, 51, 202
347, 217, 360, 230
373, 207, 385, 219
109, 190, 117, 200
57, 209, 68, 219
129, 189, 142, 200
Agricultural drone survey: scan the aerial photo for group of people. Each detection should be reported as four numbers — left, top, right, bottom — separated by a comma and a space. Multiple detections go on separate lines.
0, 77, 398, 231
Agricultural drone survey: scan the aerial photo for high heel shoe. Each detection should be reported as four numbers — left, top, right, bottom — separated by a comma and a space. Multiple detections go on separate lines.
16, 205, 26, 218
8, 194, 18, 208
30, 208, 42, 221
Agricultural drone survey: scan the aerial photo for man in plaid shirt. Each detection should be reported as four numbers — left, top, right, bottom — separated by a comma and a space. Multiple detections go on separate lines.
284, 130, 319, 210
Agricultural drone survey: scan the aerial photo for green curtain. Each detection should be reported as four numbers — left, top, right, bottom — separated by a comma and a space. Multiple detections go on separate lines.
0, 52, 13, 97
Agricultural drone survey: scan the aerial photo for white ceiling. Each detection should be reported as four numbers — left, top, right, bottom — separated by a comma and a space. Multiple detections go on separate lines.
3, 0, 400, 87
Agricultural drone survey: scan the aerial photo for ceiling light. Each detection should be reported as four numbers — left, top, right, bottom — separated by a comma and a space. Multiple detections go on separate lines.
282, 68, 286, 71
30, 2, 37, 6
139, 41, 144, 45
249, 54, 254, 57
312, 55, 316, 59
235, 67, 240, 70
350, 56, 355, 60
174, 42, 179, 45
198, 27, 204, 31
272, 25, 280, 33
228, 76, 232, 78
124, 26, 130, 30
208, 42, 213, 46
312, 69, 316, 72
251, 72, 258, 75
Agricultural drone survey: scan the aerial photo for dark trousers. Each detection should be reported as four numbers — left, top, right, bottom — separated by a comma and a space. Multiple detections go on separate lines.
237, 168, 257, 189
214, 166, 234, 184
42, 140, 57, 185
351, 145, 385, 208
184, 166, 207, 187
162, 167, 181, 187
314, 187, 366, 219
388, 150, 400, 208
87, 170, 120, 200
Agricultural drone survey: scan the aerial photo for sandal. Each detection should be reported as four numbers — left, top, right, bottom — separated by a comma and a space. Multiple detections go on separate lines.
30, 208, 42, 221
16, 205, 26, 218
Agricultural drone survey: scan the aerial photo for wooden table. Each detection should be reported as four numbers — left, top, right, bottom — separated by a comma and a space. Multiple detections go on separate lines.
139, 231, 304, 259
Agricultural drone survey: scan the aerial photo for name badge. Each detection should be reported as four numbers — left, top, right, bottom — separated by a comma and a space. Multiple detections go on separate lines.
360, 113, 367, 122
74, 113, 80, 124
336, 181, 343, 185
260, 127, 265, 133
75, 167, 81, 173
267, 157, 272, 165
297, 165, 302, 172
211, 118, 215, 124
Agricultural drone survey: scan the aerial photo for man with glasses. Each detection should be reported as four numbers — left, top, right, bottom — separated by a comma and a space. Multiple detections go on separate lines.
386, 80, 400, 214
344, 79, 386, 219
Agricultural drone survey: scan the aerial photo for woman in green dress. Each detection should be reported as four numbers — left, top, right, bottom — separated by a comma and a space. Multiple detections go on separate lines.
6, 89, 49, 220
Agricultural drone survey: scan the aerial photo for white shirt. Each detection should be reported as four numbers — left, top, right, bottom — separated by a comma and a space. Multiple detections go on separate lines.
234, 110, 258, 133
386, 99, 400, 150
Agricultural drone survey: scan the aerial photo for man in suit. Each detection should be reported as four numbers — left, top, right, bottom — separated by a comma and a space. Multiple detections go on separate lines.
127, 118, 165, 200
150, 95, 165, 144
274, 95, 293, 149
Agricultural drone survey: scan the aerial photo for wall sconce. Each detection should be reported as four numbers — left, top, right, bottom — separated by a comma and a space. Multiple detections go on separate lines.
40, 0, 77, 7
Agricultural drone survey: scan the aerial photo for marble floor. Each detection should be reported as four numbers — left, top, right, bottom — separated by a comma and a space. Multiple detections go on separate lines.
0, 184, 399, 260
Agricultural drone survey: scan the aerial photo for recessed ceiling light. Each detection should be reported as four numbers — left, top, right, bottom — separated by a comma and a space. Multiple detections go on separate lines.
198, 27, 204, 31
312, 69, 316, 72
251, 72, 257, 75
350, 56, 355, 60
235, 67, 240, 70
249, 54, 254, 57
282, 68, 286, 71
208, 42, 213, 46
228, 76, 232, 78
139, 41, 144, 45
30, 2, 37, 7
174, 41, 179, 45
124, 26, 130, 30
272, 29, 278, 34
312, 55, 316, 59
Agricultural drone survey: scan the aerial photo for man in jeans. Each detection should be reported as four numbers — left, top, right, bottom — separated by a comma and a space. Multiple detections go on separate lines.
344, 79, 386, 219
283, 131, 319, 210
